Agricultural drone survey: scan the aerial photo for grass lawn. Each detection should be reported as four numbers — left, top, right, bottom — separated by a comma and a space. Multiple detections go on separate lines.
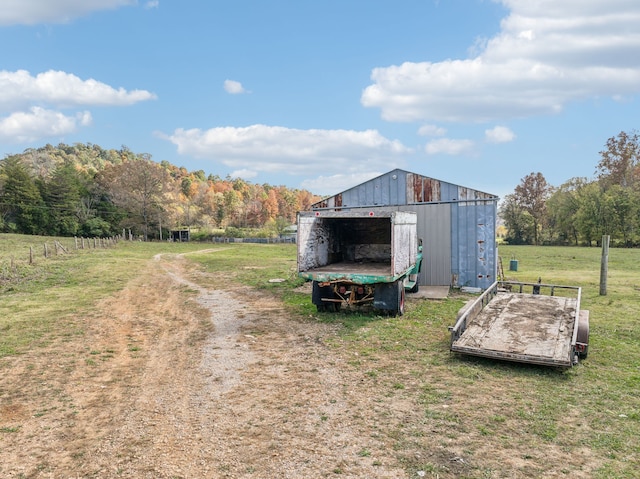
1, 235, 638, 478
193, 242, 640, 478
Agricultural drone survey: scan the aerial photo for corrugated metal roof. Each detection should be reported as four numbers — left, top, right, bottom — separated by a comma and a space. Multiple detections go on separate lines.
312, 169, 497, 209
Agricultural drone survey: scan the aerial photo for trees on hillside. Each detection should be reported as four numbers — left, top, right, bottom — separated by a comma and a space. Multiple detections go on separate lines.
97, 157, 170, 241
502, 130, 640, 246
0, 142, 321, 239
0, 156, 46, 234
43, 163, 89, 236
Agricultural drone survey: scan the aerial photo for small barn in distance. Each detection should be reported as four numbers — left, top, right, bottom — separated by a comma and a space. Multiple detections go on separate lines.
170, 228, 190, 242
310, 169, 498, 290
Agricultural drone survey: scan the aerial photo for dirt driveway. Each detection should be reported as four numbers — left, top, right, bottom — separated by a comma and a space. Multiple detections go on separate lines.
1, 251, 429, 478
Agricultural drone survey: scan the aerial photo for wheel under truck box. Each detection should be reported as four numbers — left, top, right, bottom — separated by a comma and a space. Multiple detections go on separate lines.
297, 209, 422, 315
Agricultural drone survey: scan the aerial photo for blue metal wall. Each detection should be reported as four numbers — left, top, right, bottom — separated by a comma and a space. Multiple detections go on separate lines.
451, 200, 497, 290
312, 169, 498, 289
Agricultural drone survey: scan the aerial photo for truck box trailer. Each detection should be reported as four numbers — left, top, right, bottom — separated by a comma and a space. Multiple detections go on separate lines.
297, 209, 422, 315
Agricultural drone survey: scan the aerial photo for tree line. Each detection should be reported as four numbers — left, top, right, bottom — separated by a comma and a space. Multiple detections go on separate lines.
501, 130, 640, 246
0, 143, 320, 240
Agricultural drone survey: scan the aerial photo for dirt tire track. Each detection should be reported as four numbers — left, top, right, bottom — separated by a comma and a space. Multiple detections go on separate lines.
1, 251, 409, 478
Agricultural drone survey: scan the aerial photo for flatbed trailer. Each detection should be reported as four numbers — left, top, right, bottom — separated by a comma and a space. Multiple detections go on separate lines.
449, 281, 590, 367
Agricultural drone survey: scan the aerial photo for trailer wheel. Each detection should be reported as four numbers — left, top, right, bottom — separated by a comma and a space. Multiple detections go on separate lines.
395, 280, 405, 316
312, 281, 338, 313
576, 310, 590, 359
373, 281, 404, 316
316, 302, 340, 313
408, 274, 420, 293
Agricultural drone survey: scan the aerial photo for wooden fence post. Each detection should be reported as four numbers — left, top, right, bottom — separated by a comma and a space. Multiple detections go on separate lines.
55, 241, 68, 254
599, 235, 610, 296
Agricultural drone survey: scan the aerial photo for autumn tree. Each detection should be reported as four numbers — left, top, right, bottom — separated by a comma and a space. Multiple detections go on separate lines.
574, 182, 615, 246
97, 156, 170, 240
196, 186, 225, 229
178, 175, 202, 229
263, 187, 279, 222
1, 142, 323, 238
606, 184, 639, 246
513, 172, 552, 245
277, 187, 300, 223
499, 193, 534, 245
546, 178, 587, 245
597, 130, 640, 189
296, 189, 319, 216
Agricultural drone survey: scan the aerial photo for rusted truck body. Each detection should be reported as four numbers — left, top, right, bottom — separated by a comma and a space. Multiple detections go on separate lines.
297, 209, 422, 315
449, 281, 590, 367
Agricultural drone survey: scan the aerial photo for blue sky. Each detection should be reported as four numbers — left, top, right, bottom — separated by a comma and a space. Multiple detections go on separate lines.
0, 1, 638, 199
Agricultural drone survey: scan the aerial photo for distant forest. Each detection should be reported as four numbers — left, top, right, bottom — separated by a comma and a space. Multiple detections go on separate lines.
3, 131, 638, 246
0, 143, 321, 240
501, 130, 640, 247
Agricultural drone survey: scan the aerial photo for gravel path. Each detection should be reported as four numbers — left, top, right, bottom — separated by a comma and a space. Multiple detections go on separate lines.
1, 252, 410, 478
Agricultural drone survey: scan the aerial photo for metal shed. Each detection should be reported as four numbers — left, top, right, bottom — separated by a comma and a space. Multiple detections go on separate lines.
310, 169, 498, 290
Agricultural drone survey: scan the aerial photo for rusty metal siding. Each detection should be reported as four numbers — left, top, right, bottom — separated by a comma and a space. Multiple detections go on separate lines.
406, 172, 469, 204
407, 173, 443, 203
313, 169, 495, 210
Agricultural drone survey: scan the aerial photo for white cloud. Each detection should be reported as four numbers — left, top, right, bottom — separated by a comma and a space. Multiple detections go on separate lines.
165, 124, 411, 178
230, 168, 258, 179
223, 80, 248, 95
425, 138, 475, 156
418, 124, 446, 137
0, 70, 154, 144
0, 0, 135, 25
0, 70, 156, 110
485, 125, 516, 143
0, 107, 92, 143
361, 0, 640, 122
145, 1, 159, 9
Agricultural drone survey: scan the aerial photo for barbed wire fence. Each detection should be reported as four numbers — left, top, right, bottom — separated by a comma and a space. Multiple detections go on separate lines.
1, 235, 122, 284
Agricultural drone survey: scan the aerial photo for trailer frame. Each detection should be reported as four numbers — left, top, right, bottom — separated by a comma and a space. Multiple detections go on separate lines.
449, 280, 589, 367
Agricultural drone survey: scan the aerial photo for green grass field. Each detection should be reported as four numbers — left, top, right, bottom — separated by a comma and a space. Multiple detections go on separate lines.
1, 236, 638, 477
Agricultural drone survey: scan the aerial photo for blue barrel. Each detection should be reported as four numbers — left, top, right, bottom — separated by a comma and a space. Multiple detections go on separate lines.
509, 259, 518, 271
